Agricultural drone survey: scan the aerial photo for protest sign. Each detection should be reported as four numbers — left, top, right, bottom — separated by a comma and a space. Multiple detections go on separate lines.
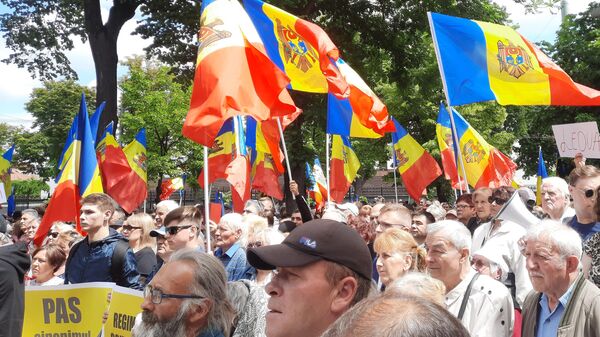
552, 121, 600, 158
103, 286, 144, 337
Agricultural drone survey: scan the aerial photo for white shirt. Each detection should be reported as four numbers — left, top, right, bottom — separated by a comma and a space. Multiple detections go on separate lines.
446, 269, 514, 337
27, 275, 65, 286
472, 219, 532, 307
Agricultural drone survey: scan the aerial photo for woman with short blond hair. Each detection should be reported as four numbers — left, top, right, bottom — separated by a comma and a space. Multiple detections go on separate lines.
374, 227, 426, 288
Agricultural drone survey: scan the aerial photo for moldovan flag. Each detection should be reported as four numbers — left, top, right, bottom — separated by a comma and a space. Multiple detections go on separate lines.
198, 118, 236, 187
0, 145, 15, 203
247, 117, 283, 200
243, 0, 348, 96
451, 107, 517, 188
35, 94, 104, 246
306, 158, 328, 211
436, 103, 468, 190
391, 118, 442, 201
90, 101, 106, 144
428, 12, 600, 106
327, 59, 395, 138
99, 131, 131, 202
183, 0, 298, 147
160, 177, 185, 201
210, 191, 225, 223
228, 116, 251, 213
95, 122, 114, 161
330, 135, 360, 203
536, 147, 549, 206
121, 128, 148, 212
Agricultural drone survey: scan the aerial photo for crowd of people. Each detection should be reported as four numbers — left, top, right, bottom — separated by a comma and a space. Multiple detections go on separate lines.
2, 164, 600, 337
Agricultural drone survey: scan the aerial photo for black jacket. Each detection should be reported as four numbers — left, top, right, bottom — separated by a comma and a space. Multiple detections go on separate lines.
0, 242, 31, 337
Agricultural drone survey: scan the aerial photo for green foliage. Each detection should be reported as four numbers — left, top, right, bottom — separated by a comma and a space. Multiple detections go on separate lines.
118, 57, 203, 190
19, 81, 95, 178
13, 179, 50, 197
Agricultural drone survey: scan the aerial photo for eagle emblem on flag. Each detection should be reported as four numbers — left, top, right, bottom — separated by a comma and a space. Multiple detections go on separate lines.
497, 40, 534, 79
275, 18, 319, 73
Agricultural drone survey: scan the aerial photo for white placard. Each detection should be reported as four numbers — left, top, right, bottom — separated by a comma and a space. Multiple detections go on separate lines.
552, 122, 600, 159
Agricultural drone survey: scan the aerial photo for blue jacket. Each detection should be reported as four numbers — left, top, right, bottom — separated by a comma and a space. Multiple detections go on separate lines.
64, 229, 141, 289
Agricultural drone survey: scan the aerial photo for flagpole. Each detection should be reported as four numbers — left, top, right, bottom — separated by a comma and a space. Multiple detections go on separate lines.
389, 137, 399, 203
428, 12, 470, 193
276, 117, 295, 200
325, 133, 331, 203
233, 116, 242, 156
203, 145, 211, 253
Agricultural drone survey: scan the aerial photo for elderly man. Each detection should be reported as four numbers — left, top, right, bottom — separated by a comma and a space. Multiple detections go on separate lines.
426, 220, 514, 337
20, 208, 40, 247
214, 213, 248, 281
133, 249, 236, 337
472, 186, 532, 307
566, 165, 600, 241
375, 204, 412, 234
521, 221, 600, 337
247, 219, 372, 337
470, 188, 493, 234
540, 177, 575, 222
154, 200, 179, 228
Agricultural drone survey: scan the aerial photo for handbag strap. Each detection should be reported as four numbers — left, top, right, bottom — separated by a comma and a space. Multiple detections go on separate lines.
457, 273, 480, 321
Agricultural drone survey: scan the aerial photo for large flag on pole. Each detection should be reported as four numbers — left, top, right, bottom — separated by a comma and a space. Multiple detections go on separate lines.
182, 0, 299, 148
99, 132, 135, 212
326, 58, 395, 138
35, 94, 104, 246
428, 12, 600, 106
160, 177, 185, 201
0, 145, 15, 203
306, 158, 327, 211
536, 147, 549, 206
198, 118, 236, 187
450, 107, 517, 188
436, 104, 458, 184
90, 101, 106, 145
330, 135, 360, 203
228, 116, 250, 213
122, 128, 148, 211
391, 118, 442, 201
243, 0, 348, 96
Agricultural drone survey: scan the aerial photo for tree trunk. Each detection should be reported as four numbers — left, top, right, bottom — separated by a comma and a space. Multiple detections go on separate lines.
84, 0, 138, 141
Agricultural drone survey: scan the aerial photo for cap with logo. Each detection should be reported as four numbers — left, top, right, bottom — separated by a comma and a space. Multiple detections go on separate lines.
247, 219, 372, 280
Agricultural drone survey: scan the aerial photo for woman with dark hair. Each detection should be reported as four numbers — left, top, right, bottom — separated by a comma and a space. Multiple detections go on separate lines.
582, 186, 600, 287
27, 244, 66, 286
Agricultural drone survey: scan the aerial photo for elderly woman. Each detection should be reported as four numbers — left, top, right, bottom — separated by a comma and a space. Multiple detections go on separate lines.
374, 227, 426, 288
215, 213, 250, 281
122, 213, 157, 282
245, 228, 285, 286
28, 244, 66, 286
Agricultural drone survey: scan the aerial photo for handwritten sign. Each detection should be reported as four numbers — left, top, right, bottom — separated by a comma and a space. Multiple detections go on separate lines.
552, 122, 600, 158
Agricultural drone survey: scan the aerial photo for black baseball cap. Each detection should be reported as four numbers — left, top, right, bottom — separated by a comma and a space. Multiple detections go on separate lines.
247, 219, 372, 280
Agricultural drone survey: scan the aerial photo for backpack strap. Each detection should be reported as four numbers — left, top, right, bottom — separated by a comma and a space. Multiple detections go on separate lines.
458, 273, 480, 321
111, 240, 130, 286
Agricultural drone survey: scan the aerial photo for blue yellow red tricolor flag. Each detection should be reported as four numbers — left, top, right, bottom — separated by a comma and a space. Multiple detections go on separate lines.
327, 58, 395, 138
227, 116, 251, 213
450, 107, 517, 188
330, 135, 360, 203
428, 12, 600, 106
247, 117, 283, 200
306, 158, 328, 211
391, 118, 442, 201
160, 176, 185, 201
0, 145, 15, 203
35, 94, 104, 246
123, 128, 148, 203
436, 104, 458, 185
536, 147, 549, 206
198, 118, 236, 187
99, 132, 134, 212
243, 0, 348, 96
183, 0, 298, 148
90, 101, 106, 144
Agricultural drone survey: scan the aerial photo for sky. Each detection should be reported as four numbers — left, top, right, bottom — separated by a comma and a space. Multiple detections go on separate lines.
0, 0, 596, 129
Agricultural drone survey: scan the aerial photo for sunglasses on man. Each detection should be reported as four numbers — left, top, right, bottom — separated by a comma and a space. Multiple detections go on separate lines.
488, 196, 508, 205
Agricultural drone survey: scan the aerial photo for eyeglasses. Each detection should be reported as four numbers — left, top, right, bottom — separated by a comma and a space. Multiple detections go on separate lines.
143, 285, 203, 305
247, 241, 263, 248
165, 225, 193, 236
48, 232, 59, 238
571, 186, 595, 198
456, 204, 472, 209
488, 196, 507, 205
122, 225, 142, 232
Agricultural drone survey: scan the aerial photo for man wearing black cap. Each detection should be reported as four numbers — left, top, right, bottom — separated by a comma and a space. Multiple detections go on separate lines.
247, 219, 373, 337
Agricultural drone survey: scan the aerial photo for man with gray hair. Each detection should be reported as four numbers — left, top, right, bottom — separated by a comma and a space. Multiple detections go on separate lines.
20, 209, 40, 246
521, 221, 600, 337
154, 200, 179, 228
133, 249, 236, 337
540, 177, 575, 222
425, 220, 514, 337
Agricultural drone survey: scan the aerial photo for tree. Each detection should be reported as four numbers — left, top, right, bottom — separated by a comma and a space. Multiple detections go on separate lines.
19, 81, 95, 178
12, 179, 50, 198
118, 57, 202, 202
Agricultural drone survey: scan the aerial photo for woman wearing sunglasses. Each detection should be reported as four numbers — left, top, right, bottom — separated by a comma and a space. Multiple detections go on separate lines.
471, 186, 532, 308
27, 244, 66, 286
122, 213, 157, 284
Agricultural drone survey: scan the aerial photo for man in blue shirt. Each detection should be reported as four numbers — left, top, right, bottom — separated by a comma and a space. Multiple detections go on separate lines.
214, 213, 249, 281
521, 221, 600, 337
566, 165, 600, 241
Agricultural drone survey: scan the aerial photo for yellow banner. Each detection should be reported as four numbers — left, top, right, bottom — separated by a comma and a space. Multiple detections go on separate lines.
23, 282, 143, 337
